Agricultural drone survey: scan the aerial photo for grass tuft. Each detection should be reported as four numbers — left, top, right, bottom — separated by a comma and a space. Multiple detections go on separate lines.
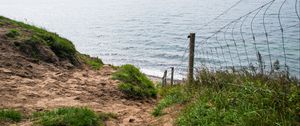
78, 54, 103, 69
33, 107, 106, 126
112, 64, 157, 98
5, 29, 20, 38
152, 85, 190, 116
0, 109, 22, 122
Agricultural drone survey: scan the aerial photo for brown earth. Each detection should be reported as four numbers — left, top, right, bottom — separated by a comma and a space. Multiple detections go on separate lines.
0, 25, 176, 126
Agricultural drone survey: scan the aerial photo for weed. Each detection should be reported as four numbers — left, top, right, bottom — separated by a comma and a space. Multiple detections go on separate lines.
78, 54, 103, 69
154, 67, 299, 125
152, 85, 190, 116
0, 109, 22, 122
174, 69, 299, 125
112, 64, 157, 98
5, 29, 20, 38
33, 107, 104, 126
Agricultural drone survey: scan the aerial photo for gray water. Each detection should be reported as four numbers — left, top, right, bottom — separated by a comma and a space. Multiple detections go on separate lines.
0, 0, 299, 79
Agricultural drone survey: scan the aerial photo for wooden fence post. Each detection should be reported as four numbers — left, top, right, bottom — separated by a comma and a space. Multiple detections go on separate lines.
188, 33, 195, 84
162, 70, 167, 86
170, 67, 174, 86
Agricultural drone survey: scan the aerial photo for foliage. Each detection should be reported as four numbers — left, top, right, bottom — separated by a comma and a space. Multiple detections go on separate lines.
33, 107, 106, 126
176, 70, 300, 125
112, 64, 157, 98
154, 68, 299, 125
152, 85, 190, 116
5, 29, 20, 38
0, 16, 78, 65
78, 54, 103, 69
0, 109, 22, 122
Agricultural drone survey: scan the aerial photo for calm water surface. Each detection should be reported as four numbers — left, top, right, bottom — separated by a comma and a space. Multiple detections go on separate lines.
0, 0, 299, 78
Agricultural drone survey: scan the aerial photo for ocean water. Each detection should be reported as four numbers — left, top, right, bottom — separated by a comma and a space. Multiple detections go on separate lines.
0, 0, 299, 79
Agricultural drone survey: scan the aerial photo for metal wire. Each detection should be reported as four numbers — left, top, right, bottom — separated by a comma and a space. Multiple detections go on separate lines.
263, 0, 275, 71
181, 0, 299, 79
278, 0, 288, 75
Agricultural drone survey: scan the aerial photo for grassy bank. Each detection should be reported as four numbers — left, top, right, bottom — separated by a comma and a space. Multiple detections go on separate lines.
112, 64, 157, 99
0, 16, 103, 69
154, 69, 300, 125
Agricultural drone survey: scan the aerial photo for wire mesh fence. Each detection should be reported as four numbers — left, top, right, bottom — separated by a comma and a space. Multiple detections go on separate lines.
177, 0, 299, 79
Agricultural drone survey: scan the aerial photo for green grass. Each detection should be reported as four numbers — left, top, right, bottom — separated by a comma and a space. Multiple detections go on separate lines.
112, 64, 157, 98
152, 85, 190, 116
0, 16, 107, 67
0, 16, 77, 64
78, 54, 103, 69
5, 29, 20, 38
155, 69, 300, 125
0, 109, 22, 122
177, 84, 299, 126
33, 107, 115, 126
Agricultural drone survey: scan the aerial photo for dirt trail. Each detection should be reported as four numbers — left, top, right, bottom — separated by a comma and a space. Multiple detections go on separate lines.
0, 61, 160, 126
0, 28, 175, 126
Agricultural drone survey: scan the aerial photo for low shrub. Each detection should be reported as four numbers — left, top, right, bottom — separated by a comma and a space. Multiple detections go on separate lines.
37, 33, 76, 60
0, 109, 22, 122
112, 64, 157, 98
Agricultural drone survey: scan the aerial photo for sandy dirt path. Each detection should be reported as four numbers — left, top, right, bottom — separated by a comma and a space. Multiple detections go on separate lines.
0, 63, 161, 126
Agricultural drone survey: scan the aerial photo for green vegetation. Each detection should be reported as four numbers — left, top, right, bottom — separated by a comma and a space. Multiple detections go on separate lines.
0, 16, 106, 67
112, 64, 157, 98
152, 85, 190, 116
33, 107, 115, 126
0, 109, 22, 122
155, 69, 300, 125
5, 29, 20, 38
78, 54, 103, 69
0, 16, 77, 63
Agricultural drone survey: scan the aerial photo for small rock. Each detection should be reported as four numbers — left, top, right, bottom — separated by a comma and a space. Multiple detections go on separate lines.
100, 82, 106, 86
135, 102, 142, 106
65, 63, 74, 69
26, 64, 33, 68
1, 68, 12, 73
36, 107, 44, 112
121, 99, 126, 103
4, 62, 11, 66
16, 62, 23, 67
10, 85, 17, 88
74, 97, 80, 100
82, 73, 88, 77
129, 118, 135, 123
